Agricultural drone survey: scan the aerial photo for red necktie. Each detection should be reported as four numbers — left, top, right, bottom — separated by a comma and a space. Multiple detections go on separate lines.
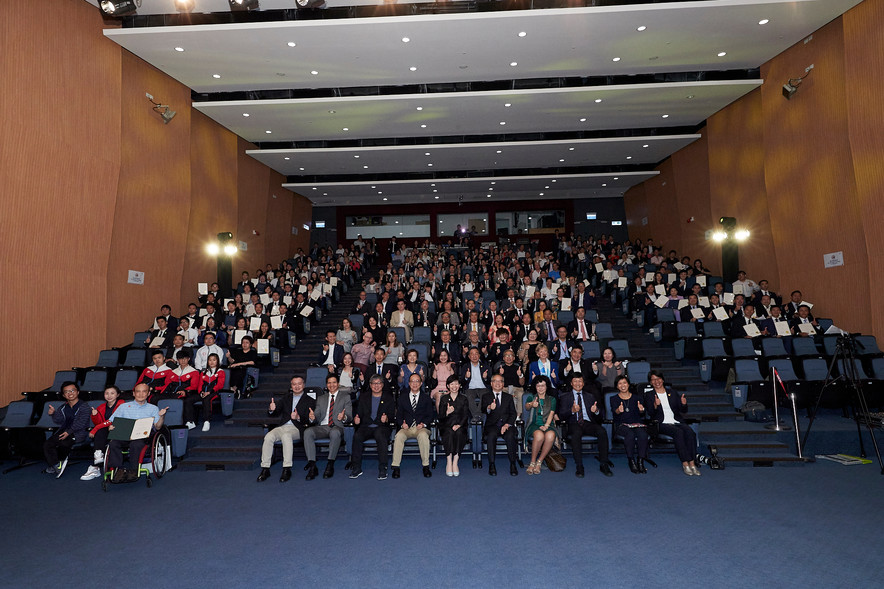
327, 394, 335, 426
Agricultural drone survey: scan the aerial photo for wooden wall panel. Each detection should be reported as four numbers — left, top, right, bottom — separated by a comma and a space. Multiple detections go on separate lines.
844, 0, 884, 339
106, 51, 193, 345
761, 18, 869, 331
265, 174, 296, 264
289, 192, 313, 255
0, 1, 121, 404
180, 110, 239, 305
236, 138, 272, 274
671, 133, 718, 274
707, 89, 780, 286
642, 160, 684, 257
623, 184, 649, 242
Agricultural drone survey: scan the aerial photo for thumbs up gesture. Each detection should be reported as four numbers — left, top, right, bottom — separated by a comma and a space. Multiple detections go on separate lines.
488, 398, 497, 412
353, 414, 361, 425
654, 396, 661, 408
590, 401, 598, 413
681, 393, 688, 405
465, 369, 471, 380
499, 366, 505, 375
91, 407, 98, 416
571, 400, 579, 413
308, 407, 315, 421
446, 404, 455, 416
48, 404, 55, 416
291, 410, 299, 421
616, 401, 624, 414
637, 401, 645, 412
269, 397, 276, 412
337, 409, 346, 422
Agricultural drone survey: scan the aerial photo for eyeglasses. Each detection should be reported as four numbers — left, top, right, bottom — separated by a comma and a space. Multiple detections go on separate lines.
62, 389, 78, 395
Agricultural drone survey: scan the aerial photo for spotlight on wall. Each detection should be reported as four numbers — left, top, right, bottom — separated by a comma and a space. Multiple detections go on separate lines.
99, 0, 139, 17
208, 232, 237, 257
229, 0, 260, 10
734, 229, 751, 241
146, 93, 176, 124
712, 231, 728, 242
782, 64, 814, 100
174, 0, 195, 12
719, 216, 737, 232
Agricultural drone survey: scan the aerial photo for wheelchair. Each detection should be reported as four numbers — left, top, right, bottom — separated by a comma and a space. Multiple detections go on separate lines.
101, 425, 172, 491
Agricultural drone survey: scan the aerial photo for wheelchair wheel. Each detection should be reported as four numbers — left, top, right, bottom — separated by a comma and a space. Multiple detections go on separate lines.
151, 429, 169, 480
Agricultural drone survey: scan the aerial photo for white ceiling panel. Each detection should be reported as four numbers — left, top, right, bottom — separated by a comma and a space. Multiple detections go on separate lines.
247, 134, 701, 176
103, 0, 861, 92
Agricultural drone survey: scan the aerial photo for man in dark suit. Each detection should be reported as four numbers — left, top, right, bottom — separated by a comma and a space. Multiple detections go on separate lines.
433, 312, 460, 342
352, 291, 371, 317
460, 347, 490, 417
537, 309, 560, 343
505, 298, 528, 327
318, 330, 344, 369
549, 326, 577, 364
730, 305, 760, 339
572, 283, 596, 310
413, 300, 436, 329
432, 329, 462, 365
391, 374, 434, 479
753, 280, 781, 309
558, 375, 612, 478
257, 376, 316, 483
349, 375, 396, 480
567, 307, 595, 342
481, 375, 519, 476
790, 305, 821, 336
558, 346, 596, 391
366, 348, 399, 394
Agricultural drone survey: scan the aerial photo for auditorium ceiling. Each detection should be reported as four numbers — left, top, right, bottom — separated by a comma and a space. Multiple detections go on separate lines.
94, 0, 863, 206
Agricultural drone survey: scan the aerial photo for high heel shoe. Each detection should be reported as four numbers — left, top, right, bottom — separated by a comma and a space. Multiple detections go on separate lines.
636, 458, 648, 474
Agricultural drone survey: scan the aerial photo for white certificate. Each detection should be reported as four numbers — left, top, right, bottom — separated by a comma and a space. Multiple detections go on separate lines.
578, 253, 586, 261
654, 284, 666, 296
149, 337, 165, 349
234, 330, 248, 345
775, 322, 792, 337
198, 308, 208, 317
283, 295, 292, 305
722, 293, 735, 305
257, 339, 270, 355
798, 323, 816, 335
271, 316, 283, 329
300, 305, 314, 317
198, 282, 208, 295
323, 283, 333, 294
249, 317, 262, 331
617, 277, 627, 288
799, 301, 814, 309
595, 263, 604, 273
260, 293, 271, 305
696, 276, 707, 287
744, 324, 761, 338
733, 283, 745, 295
712, 307, 729, 321
698, 296, 710, 307
310, 290, 321, 301
525, 286, 536, 299
691, 308, 705, 319
298, 285, 307, 293
678, 299, 689, 309
654, 296, 668, 309
667, 273, 676, 284
560, 298, 571, 311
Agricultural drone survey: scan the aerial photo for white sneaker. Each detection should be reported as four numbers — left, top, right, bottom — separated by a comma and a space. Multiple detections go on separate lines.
80, 466, 101, 481
93, 450, 104, 465
201, 421, 211, 432
185, 422, 196, 430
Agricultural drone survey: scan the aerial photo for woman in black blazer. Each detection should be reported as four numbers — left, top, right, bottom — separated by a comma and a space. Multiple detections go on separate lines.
644, 370, 700, 476
439, 374, 471, 477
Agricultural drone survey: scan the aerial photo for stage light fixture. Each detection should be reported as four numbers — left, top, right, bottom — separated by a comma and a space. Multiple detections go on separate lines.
719, 216, 737, 231
206, 243, 220, 256
99, 0, 139, 16
734, 229, 751, 241
223, 244, 238, 256
712, 231, 727, 242
174, 0, 195, 12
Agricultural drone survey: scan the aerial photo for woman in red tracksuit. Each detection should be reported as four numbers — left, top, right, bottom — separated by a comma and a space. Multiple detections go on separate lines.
80, 385, 124, 481
183, 353, 226, 433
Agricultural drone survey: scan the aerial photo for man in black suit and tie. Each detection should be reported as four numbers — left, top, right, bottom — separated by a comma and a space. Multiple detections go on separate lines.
434, 312, 460, 342
257, 376, 316, 483
790, 305, 821, 336
568, 307, 595, 342
391, 374, 434, 479
481, 375, 519, 476
572, 283, 596, 310
432, 329, 462, 364
753, 280, 781, 309
784, 290, 813, 320
318, 330, 344, 369
550, 326, 577, 364
352, 291, 371, 317
558, 346, 596, 391
730, 305, 760, 339
349, 375, 396, 480
558, 375, 612, 478
505, 298, 528, 327
367, 348, 399, 394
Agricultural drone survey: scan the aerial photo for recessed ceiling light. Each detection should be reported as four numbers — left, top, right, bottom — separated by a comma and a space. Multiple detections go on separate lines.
420, 124, 427, 128
409, 66, 418, 71
433, 190, 438, 193
323, 193, 327, 196
174, 47, 185, 52
287, 42, 296, 47
504, 103, 512, 107
496, 150, 502, 154
687, 95, 695, 99
642, 144, 649, 148
717, 51, 727, 57
212, 74, 221, 79
284, 157, 290, 160
363, 165, 369, 169
487, 195, 492, 198
499, 121, 506, 125
431, 184, 435, 187
310, 70, 319, 75
378, 191, 383, 194
435, 195, 440, 199
559, 159, 565, 162
518, 31, 527, 37
661, 114, 669, 118
579, 118, 587, 122
626, 156, 632, 160
342, 127, 349, 131
299, 167, 305, 171
613, 177, 619, 180
612, 57, 621, 62
354, 155, 359, 158
265, 130, 272, 134
545, 185, 549, 188
551, 179, 556, 182
510, 62, 518, 67
416, 106, 423, 111
371, 186, 376, 188
402, 37, 410, 43
382, 197, 388, 201
602, 183, 607, 186
328, 110, 335, 114
491, 182, 496, 185
594, 98, 602, 103
539, 192, 544, 196
424, 152, 431, 156
427, 163, 433, 167
569, 147, 575, 151
312, 187, 317, 190
242, 113, 249, 117
758, 19, 769, 25
636, 25, 647, 31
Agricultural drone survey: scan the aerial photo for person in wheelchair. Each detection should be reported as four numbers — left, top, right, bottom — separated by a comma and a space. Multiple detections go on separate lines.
106, 383, 168, 481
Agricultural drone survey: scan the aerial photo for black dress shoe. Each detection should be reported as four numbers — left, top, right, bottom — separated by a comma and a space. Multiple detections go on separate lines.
344, 461, 353, 470
600, 463, 613, 477
575, 468, 585, 478
423, 465, 432, 478
517, 459, 525, 469
488, 463, 497, 476
628, 458, 640, 474
510, 462, 518, 476
636, 458, 648, 474
323, 462, 335, 479
279, 467, 292, 482
392, 467, 401, 479
305, 464, 319, 480
304, 461, 315, 472
256, 468, 271, 482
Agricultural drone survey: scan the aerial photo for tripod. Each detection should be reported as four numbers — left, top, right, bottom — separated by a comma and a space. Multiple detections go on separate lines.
800, 334, 884, 474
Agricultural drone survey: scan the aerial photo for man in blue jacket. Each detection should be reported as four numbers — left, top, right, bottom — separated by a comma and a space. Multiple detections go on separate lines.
44, 382, 92, 478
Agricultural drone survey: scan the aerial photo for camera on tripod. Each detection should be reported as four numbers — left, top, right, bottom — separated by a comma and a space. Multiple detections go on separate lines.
696, 444, 725, 470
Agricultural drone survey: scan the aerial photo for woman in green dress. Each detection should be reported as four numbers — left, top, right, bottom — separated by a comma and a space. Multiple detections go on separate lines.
524, 375, 561, 475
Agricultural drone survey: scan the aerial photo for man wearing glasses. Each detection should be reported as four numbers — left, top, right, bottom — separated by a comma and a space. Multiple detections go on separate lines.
43, 382, 91, 478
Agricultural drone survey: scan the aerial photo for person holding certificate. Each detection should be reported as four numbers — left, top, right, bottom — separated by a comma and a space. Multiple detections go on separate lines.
226, 336, 257, 397
106, 383, 168, 480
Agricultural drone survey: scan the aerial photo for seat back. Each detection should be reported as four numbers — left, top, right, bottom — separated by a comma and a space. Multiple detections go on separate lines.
123, 348, 151, 368
817, 318, 834, 333
837, 358, 869, 380
348, 313, 365, 331
389, 327, 406, 345
0, 401, 35, 429
581, 340, 602, 359
734, 359, 764, 382
113, 369, 140, 392
88, 399, 106, 411
132, 331, 151, 348
412, 326, 432, 343
410, 342, 430, 364
626, 361, 651, 386
364, 293, 378, 304
801, 358, 829, 381
584, 309, 599, 323
557, 310, 574, 325
656, 308, 676, 322
730, 339, 757, 358
676, 322, 698, 338
95, 349, 120, 368
157, 398, 184, 427
81, 371, 109, 392
608, 340, 632, 360
761, 338, 788, 357
792, 338, 820, 357
702, 322, 726, 338
47, 370, 78, 392
306, 366, 329, 389
768, 359, 799, 381
856, 335, 881, 356
871, 357, 884, 379
702, 338, 727, 358
594, 323, 614, 340
35, 401, 65, 428
822, 336, 839, 357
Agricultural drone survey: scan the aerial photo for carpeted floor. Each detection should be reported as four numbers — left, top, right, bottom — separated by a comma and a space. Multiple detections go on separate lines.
2, 455, 884, 588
